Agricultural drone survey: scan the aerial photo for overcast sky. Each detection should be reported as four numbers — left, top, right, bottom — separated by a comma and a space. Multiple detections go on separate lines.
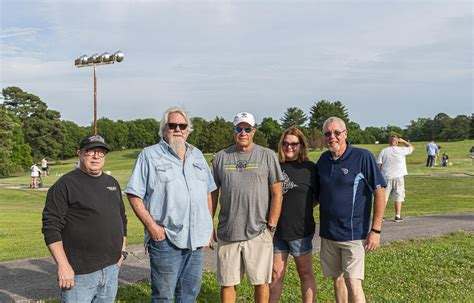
1, 0, 472, 128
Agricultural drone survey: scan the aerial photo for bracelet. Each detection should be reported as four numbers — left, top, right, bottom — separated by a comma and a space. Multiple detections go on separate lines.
371, 228, 381, 234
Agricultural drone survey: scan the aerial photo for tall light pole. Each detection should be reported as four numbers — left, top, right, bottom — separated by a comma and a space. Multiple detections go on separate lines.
74, 51, 124, 135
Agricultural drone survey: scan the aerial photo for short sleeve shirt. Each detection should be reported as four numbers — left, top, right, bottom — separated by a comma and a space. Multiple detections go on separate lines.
212, 144, 284, 241
124, 139, 217, 250
276, 160, 317, 240
316, 143, 386, 241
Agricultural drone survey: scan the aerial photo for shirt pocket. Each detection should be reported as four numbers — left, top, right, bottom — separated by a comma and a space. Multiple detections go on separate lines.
192, 162, 208, 181
155, 164, 175, 182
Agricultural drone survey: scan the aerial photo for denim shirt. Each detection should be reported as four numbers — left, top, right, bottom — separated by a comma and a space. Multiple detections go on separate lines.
125, 139, 217, 250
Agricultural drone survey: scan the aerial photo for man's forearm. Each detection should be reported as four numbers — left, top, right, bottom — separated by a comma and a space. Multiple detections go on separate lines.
372, 188, 386, 230
48, 241, 71, 268
211, 189, 219, 219
268, 182, 283, 226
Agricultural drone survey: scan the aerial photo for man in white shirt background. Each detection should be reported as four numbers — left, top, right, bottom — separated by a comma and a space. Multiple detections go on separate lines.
377, 135, 415, 222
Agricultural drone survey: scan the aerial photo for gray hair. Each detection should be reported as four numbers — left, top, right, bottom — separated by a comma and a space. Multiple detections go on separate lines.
159, 106, 194, 138
322, 117, 346, 131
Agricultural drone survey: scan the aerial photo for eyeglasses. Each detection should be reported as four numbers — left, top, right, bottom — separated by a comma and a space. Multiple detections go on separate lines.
324, 129, 346, 138
167, 123, 188, 130
282, 142, 300, 148
234, 127, 253, 134
83, 150, 106, 158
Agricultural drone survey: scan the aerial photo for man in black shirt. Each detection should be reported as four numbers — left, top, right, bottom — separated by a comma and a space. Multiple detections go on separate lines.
42, 135, 127, 302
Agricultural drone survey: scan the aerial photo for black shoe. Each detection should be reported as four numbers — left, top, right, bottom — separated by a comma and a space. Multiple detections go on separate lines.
395, 216, 404, 222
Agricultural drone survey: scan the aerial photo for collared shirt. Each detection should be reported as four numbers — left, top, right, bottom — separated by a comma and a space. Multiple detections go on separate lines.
426, 143, 438, 156
124, 139, 217, 250
316, 143, 386, 241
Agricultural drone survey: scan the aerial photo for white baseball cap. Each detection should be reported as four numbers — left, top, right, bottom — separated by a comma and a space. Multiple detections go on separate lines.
233, 112, 255, 127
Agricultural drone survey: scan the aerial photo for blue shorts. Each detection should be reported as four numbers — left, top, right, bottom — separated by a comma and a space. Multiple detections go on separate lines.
273, 234, 314, 257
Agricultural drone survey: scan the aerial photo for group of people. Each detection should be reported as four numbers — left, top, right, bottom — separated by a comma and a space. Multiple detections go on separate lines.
426, 140, 450, 167
43, 106, 416, 303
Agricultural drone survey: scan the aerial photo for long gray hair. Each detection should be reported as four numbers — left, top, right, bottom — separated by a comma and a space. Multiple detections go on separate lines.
159, 106, 194, 138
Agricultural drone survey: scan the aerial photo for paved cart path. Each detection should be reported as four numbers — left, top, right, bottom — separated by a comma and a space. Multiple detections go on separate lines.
0, 212, 473, 302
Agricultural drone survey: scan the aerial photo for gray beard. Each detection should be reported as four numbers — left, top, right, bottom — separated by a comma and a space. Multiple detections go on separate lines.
168, 136, 186, 154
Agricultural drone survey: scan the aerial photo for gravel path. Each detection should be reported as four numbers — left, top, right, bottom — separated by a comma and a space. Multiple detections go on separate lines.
0, 212, 473, 302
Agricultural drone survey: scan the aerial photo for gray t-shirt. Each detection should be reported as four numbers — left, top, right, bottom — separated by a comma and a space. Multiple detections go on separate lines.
212, 144, 284, 241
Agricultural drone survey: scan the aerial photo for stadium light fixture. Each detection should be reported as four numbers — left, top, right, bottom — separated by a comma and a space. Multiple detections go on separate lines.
74, 51, 125, 135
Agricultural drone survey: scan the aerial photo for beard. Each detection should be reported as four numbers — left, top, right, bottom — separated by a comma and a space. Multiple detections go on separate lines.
168, 136, 187, 154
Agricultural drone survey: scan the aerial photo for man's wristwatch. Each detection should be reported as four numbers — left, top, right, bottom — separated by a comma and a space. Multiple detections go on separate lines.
371, 228, 381, 234
268, 224, 277, 233
121, 251, 128, 260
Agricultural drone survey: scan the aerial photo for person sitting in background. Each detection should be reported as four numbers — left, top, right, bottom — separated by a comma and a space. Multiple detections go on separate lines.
442, 152, 449, 167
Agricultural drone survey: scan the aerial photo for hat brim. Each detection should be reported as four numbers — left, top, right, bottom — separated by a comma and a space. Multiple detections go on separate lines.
80, 143, 110, 152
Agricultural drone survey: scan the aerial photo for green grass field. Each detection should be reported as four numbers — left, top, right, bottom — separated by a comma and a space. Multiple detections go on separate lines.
116, 232, 473, 302
0, 140, 473, 262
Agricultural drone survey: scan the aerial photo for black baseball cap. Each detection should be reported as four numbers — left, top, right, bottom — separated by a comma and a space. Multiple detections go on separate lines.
79, 135, 110, 152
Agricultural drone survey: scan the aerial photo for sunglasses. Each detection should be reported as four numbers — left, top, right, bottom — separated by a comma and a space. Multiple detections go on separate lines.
282, 142, 300, 148
234, 127, 253, 134
167, 123, 188, 130
324, 130, 346, 138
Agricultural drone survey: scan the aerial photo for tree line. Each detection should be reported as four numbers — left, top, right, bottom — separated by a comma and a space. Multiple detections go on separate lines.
1, 86, 473, 176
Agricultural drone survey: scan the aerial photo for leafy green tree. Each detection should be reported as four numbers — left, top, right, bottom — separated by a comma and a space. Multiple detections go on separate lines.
60, 120, 87, 158
3, 86, 65, 160
258, 117, 282, 151
95, 118, 129, 150
449, 115, 470, 141
306, 128, 324, 151
204, 117, 234, 153
347, 121, 369, 144
280, 107, 307, 129
405, 118, 434, 142
125, 119, 160, 148
433, 113, 452, 141
309, 100, 349, 130
188, 117, 209, 151
363, 126, 384, 143
253, 128, 269, 148
470, 113, 474, 139
0, 105, 32, 175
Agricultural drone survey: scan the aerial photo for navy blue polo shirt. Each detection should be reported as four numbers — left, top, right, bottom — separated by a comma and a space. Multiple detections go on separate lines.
316, 143, 386, 241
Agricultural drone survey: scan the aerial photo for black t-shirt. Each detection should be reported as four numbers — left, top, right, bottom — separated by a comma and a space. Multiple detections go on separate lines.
42, 169, 127, 274
275, 160, 317, 240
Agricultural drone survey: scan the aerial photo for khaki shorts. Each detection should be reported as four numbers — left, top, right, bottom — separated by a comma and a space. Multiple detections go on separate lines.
217, 229, 273, 286
385, 177, 405, 203
320, 238, 365, 280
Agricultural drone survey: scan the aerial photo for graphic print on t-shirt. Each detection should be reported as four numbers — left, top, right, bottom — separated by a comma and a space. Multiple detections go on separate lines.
282, 170, 297, 194
223, 161, 259, 171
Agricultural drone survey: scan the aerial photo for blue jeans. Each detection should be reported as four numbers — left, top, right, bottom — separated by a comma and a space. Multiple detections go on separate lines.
60, 263, 120, 303
148, 238, 204, 303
